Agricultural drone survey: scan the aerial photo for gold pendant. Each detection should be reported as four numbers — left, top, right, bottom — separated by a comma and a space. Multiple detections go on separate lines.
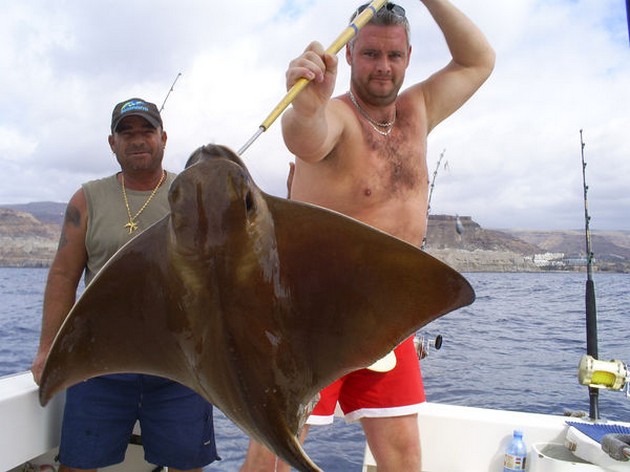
124, 220, 138, 234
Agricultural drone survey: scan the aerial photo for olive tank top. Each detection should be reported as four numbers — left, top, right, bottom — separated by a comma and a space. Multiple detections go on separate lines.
82, 171, 176, 284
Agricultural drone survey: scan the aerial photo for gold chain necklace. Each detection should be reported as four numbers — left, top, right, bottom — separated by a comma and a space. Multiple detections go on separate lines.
121, 170, 166, 234
349, 90, 396, 136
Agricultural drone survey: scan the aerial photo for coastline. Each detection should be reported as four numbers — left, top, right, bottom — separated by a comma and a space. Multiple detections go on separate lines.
1, 206, 629, 273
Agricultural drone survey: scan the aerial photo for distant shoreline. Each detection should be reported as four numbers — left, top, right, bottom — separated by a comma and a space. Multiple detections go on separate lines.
2, 205, 629, 273
2, 250, 627, 274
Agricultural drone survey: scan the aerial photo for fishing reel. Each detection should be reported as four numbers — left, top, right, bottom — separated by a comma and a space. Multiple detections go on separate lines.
415, 334, 443, 360
578, 355, 630, 398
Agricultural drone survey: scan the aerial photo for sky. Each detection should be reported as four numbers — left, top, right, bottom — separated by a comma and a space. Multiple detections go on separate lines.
0, 0, 628, 231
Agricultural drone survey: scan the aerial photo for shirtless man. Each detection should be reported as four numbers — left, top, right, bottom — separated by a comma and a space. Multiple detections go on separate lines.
241, 1, 494, 470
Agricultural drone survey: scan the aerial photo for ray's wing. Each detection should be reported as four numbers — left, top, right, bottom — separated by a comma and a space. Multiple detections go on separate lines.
267, 194, 474, 388
37, 160, 473, 472
39, 217, 193, 405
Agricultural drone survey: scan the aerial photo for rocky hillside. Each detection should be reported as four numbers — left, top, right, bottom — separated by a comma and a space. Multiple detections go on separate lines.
1, 204, 629, 272
0, 208, 61, 267
424, 215, 630, 272
423, 215, 544, 272
2, 201, 66, 225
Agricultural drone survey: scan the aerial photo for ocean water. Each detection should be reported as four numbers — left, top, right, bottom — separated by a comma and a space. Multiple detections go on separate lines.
1, 268, 629, 470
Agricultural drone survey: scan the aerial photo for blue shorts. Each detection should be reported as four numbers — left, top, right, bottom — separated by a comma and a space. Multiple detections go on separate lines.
59, 374, 219, 469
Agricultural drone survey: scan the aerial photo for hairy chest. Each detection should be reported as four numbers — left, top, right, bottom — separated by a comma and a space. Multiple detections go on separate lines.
344, 121, 428, 201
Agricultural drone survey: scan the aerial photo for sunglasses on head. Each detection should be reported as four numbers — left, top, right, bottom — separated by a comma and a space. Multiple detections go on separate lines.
355, 2, 406, 18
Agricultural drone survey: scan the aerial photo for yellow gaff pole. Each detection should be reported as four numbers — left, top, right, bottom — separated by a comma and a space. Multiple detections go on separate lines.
238, 0, 389, 155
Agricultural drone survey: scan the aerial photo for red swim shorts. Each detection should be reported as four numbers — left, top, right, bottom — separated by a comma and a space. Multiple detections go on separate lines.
307, 336, 425, 424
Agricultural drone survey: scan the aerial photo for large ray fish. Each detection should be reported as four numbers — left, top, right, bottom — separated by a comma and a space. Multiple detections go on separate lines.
39, 144, 475, 472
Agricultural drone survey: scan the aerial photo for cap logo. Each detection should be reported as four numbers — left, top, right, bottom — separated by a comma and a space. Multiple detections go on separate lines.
121, 100, 150, 115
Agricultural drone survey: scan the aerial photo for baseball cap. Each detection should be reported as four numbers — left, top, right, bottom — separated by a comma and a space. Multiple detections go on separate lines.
111, 98, 163, 133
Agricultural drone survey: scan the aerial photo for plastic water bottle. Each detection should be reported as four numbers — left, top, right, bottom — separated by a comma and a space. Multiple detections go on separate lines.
503, 430, 527, 471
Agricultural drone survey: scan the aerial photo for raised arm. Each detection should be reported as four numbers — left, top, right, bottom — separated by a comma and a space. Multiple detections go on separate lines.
31, 189, 88, 384
416, 0, 495, 132
281, 41, 345, 163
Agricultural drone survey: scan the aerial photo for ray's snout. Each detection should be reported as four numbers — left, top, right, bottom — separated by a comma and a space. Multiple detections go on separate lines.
169, 144, 257, 252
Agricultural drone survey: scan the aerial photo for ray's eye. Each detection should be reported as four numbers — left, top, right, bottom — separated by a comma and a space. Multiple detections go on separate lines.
245, 191, 255, 214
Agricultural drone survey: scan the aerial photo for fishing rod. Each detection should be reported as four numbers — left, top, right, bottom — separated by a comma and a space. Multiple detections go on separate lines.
579, 129, 600, 420
420, 149, 463, 251
417, 150, 449, 358
421, 149, 446, 250
576, 130, 630, 426
159, 72, 182, 113
237, 0, 389, 156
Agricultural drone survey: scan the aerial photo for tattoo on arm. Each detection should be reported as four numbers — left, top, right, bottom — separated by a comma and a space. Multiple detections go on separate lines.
65, 205, 81, 227
58, 205, 82, 250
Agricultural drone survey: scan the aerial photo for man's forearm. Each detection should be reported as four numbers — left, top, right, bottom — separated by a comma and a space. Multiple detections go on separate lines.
38, 271, 78, 351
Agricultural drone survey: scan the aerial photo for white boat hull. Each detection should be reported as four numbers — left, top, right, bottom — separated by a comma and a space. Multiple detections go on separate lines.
2, 371, 629, 471
0, 372, 63, 471
363, 402, 630, 471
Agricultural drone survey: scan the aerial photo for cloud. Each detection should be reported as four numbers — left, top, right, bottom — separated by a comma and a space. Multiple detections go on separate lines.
0, 0, 628, 230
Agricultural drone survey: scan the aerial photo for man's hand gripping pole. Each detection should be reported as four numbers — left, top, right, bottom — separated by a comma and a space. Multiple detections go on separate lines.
238, 0, 388, 155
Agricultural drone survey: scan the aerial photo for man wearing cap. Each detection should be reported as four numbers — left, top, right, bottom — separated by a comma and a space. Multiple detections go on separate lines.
31, 98, 219, 471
